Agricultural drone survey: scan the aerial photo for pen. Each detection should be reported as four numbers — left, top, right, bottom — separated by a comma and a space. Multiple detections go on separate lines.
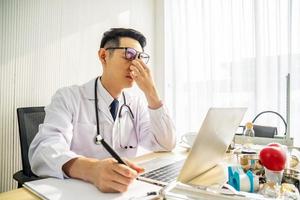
129, 191, 158, 200
100, 138, 127, 165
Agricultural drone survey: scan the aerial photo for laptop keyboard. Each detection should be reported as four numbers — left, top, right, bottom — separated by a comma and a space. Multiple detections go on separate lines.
140, 160, 185, 183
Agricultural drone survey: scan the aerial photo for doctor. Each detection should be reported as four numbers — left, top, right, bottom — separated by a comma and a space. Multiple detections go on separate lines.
29, 28, 176, 193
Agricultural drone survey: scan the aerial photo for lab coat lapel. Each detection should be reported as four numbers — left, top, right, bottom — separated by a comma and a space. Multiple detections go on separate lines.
97, 98, 114, 123
82, 78, 114, 123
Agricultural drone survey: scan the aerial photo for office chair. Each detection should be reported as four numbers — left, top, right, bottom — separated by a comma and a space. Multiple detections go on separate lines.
252, 111, 287, 138
13, 106, 45, 188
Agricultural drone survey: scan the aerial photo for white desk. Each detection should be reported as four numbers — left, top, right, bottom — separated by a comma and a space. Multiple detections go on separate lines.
0, 148, 187, 200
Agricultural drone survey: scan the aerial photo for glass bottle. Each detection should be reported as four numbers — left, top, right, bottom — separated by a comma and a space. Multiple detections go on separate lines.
244, 122, 255, 137
244, 122, 255, 146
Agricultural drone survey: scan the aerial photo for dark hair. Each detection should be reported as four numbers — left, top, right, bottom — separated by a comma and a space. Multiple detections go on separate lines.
100, 28, 147, 50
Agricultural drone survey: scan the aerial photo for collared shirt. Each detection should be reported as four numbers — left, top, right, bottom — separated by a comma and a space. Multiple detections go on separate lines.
28, 78, 176, 179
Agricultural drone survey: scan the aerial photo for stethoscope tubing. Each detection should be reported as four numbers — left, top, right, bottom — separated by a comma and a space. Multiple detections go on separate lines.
94, 77, 137, 149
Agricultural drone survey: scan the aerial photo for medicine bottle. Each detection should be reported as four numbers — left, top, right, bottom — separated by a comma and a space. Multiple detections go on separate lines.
244, 122, 255, 137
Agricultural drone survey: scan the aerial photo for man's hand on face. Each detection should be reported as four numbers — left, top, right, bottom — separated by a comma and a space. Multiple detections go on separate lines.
129, 59, 163, 109
129, 60, 154, 93
91, 158, 144, 193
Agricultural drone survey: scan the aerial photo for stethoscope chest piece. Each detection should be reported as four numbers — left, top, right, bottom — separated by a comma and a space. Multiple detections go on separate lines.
95, 135, 102, 145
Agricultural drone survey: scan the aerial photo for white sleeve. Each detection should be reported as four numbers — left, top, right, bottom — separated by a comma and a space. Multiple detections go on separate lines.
28, 89, 81, 179
137, 98, 176, 151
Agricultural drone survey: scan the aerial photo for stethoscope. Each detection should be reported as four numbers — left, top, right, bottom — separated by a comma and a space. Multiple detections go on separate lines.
94, 77, 138, 149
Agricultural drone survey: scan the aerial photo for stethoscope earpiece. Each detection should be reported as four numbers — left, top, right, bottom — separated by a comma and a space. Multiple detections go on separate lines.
124, 146, 134, 149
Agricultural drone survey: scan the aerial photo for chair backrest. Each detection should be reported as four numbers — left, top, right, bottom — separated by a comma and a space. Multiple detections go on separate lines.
17, 107, 45, 176
253, 125, 277, 138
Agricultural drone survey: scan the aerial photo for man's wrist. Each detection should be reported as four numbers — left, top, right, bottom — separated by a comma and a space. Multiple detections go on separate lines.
148, 99, 163, 109
62, 157, 98, 183
145, 88, 163, 109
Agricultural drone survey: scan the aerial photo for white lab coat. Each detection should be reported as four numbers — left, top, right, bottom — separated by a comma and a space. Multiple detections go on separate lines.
28, 78, 176, 179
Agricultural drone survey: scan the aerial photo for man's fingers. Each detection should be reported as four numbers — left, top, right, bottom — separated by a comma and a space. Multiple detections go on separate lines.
130, 65, 140, 77
107, 180, 130, 193
110, 170, 133, 185
132, 60, 146, 76
125, 160, 145, 174
94, 158, 137, 193
112, 163, 138, 178
137, 59, 150, 73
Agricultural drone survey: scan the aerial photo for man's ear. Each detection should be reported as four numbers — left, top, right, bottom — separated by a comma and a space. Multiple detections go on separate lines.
98, 48, 107, 64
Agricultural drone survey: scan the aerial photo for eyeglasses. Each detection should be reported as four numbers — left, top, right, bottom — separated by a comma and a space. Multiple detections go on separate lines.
105, 47, 150, 64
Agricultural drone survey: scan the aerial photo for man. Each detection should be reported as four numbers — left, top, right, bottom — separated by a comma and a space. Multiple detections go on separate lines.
29, 28, 176, 193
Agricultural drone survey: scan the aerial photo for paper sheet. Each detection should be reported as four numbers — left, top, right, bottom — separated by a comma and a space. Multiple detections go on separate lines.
24, 178, 161, 200
188, 163, 228, 186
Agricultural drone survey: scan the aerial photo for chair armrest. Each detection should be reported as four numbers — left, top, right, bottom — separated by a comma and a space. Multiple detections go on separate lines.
13, 170, 41, 188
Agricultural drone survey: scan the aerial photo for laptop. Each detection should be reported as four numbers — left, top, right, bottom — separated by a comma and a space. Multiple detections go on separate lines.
137, 107, 247, 186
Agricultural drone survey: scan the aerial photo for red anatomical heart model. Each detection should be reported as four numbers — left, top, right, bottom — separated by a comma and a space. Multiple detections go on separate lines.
259, 143, 286, 171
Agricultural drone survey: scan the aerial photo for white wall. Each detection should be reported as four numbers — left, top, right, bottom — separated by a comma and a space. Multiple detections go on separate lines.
0, 0, 161, 192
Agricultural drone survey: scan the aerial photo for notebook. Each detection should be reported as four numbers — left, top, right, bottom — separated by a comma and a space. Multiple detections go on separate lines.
138, 107, 247, 186
24, 177, 161, 200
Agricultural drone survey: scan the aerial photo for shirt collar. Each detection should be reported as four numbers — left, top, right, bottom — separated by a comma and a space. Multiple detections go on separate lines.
97, 77, 123, 107
83, 77, 129, 107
